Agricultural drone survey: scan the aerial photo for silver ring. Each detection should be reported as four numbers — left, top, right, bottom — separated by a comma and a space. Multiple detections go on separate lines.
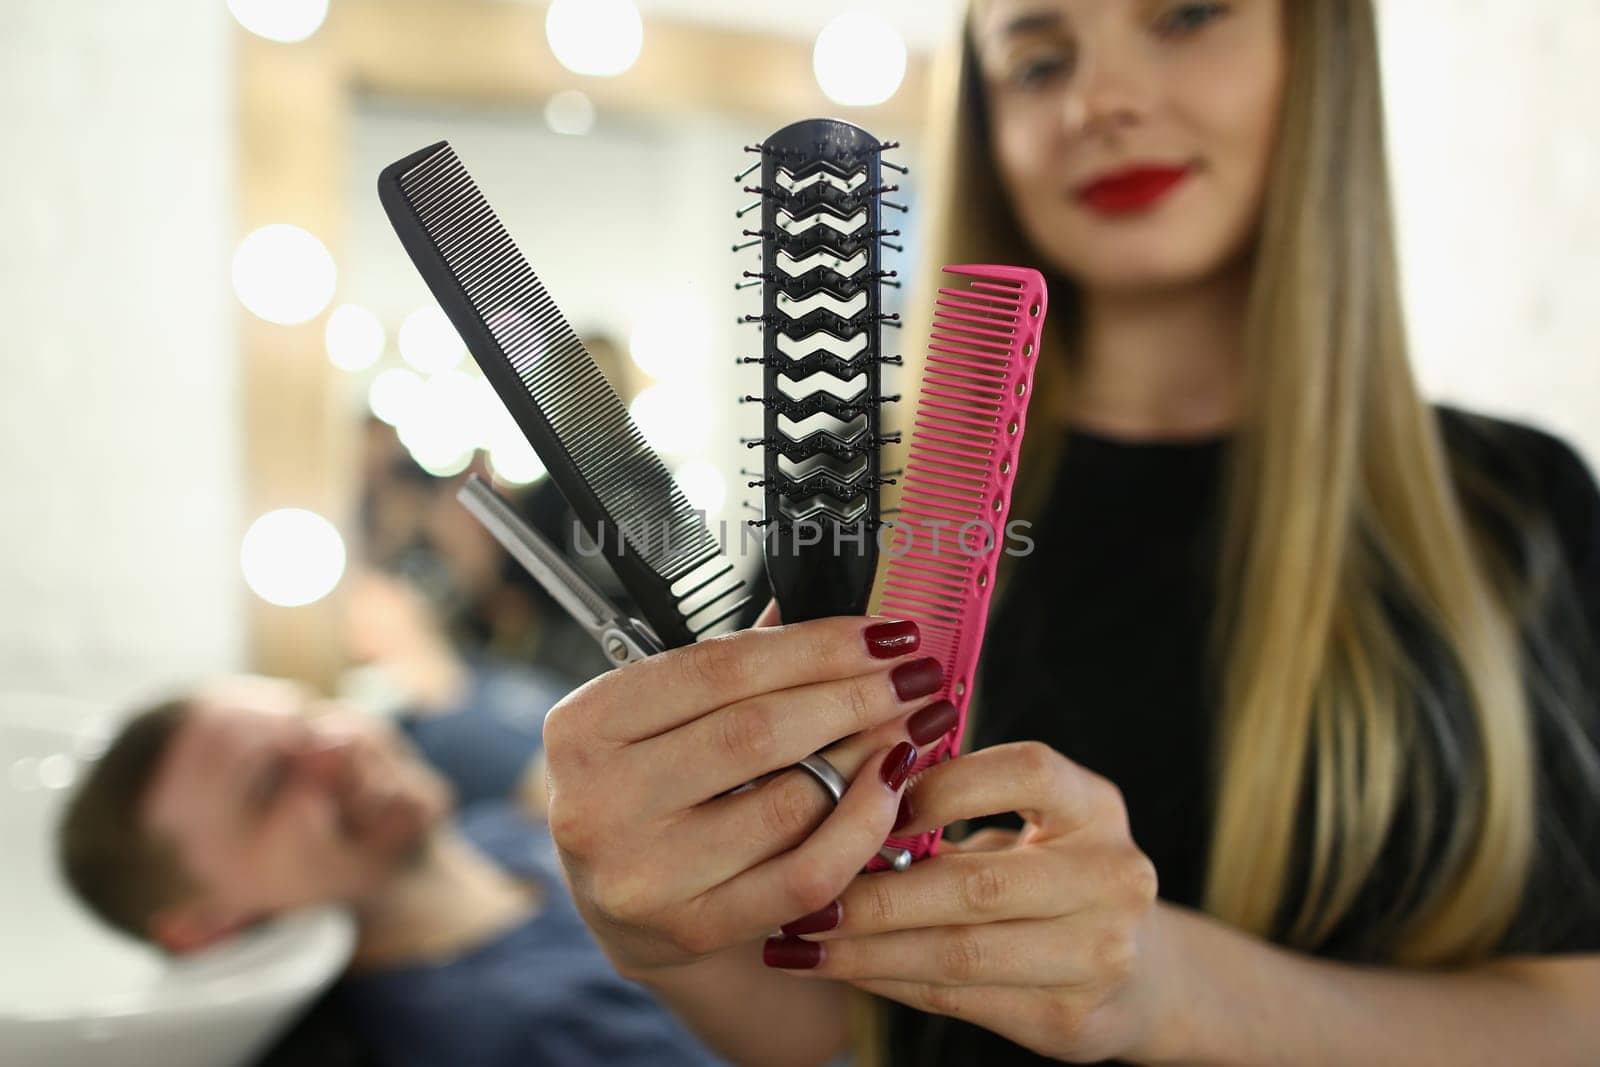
796, 753, 847, 802
793, 752, 913, 872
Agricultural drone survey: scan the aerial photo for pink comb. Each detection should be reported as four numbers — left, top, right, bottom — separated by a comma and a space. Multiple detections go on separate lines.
868, 264, 1048, 870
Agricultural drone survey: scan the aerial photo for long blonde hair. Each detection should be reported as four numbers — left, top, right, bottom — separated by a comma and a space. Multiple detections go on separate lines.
895, 0, 1538, 967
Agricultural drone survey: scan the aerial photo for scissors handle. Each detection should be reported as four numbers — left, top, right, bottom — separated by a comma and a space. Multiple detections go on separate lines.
599, 619, 663, 666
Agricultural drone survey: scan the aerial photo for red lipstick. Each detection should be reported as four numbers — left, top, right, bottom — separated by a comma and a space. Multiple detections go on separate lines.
1076, 164, 1193, 215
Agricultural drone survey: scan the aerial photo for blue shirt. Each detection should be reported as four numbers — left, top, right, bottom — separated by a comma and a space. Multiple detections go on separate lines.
396, 657, 565, 808
337, 803, 729, 1067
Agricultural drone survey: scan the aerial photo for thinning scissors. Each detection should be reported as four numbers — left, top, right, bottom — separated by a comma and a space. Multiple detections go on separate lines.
457, 475, 912, 871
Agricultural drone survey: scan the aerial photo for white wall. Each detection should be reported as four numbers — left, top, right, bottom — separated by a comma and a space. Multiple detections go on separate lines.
1381, 0, 1600, 468
0, 0, 243, 709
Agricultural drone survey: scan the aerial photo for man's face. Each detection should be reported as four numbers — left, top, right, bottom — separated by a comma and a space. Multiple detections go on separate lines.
141, 678, 451, 950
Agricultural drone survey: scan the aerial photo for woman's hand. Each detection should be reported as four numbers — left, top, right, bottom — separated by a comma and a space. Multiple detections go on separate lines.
542, 609, 962, 979
761, 741, 1172, 1064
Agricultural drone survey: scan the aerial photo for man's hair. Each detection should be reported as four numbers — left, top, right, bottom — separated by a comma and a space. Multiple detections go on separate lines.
57, 699, 198, 941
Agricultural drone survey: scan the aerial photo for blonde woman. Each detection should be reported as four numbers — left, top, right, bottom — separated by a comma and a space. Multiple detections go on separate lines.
542, 1, 1600, 1062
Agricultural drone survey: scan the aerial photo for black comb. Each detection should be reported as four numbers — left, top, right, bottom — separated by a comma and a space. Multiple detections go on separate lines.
736, 119, 905, 621
379, 141, 748, 648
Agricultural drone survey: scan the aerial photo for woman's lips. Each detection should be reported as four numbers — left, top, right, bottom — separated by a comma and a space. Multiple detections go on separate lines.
1075, 165, 1193, 215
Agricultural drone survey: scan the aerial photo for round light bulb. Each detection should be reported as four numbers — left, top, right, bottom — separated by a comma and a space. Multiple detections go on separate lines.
629, 292, 711, 380
397, 370, 483, 477
325, 303, 386, 371
629, 383, 711, 457
232, 224, 337, 325
368, 367, 424, 426
545, 0, 643, 77
544, 89, 597, 136
227, 0, 329, 43
398, 305, 466, 374
673, 460, 727, 514
489, 436, 547, 486
241, 509, 347, 607
36, 754, 77, 791
813, 12, 908, 107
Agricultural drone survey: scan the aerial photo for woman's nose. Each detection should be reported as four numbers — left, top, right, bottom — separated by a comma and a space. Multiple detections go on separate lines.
1059, 41, 1146, 139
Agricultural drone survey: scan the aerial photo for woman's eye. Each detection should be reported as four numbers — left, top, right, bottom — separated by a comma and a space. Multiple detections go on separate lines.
1155, 2, 1228, 38
1011, 53, 1067, 90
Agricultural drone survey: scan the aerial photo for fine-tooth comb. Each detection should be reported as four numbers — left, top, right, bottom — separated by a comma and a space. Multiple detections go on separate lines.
866, 264, 1049, 870
378, 141, 749, 649
735, 118, 906, 622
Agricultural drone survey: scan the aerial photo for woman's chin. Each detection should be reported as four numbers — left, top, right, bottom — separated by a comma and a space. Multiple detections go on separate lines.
1054, 241, 1245, 296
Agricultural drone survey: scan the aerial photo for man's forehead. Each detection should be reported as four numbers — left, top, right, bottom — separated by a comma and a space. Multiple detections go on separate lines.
192, 674, 313, 717
140, 698, 293, 836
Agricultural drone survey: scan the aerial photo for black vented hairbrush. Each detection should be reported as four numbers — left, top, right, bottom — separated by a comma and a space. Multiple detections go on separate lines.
379, 141, 748, 649
736, 118, 906, 622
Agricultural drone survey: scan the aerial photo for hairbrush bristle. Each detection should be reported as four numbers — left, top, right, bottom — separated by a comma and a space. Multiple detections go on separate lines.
736, 119, 908, 621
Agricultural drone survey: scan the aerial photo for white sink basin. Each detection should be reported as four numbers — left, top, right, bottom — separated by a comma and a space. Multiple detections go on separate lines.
0, 694, 355, 1067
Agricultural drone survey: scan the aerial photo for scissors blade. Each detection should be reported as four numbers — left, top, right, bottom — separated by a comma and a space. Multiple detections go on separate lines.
455, 476, 623, 639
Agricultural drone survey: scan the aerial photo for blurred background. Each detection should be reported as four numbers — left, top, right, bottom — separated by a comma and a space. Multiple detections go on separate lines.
1, 0, 1597, 719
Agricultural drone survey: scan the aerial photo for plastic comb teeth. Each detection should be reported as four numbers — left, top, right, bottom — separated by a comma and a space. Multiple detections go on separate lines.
378, 141, 749, 648
868, 265, 1049, 870
734, 118, 907, 621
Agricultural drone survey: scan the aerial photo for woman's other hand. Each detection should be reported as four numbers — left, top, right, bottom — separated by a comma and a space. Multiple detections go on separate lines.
762, 741, 1173, 1064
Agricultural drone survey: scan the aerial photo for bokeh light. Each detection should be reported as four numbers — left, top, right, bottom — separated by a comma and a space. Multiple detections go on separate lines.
629, 383, 711, 456
544, 90, 597, 136
232, 224, 338, 325
368, 367, 425, 426
629, 292, 711, 380
480, 397, 546, 485
241, 508, 347, 607
325, 303, 386, 371
545, 0, 643, 77
673, 460, 727, 514
226, 0, 329, 43
813, 12, 907, 107
36, 754, 77, 791
398, 305, 467, 374
489, 435, 547, 487
396, 370, 484, 477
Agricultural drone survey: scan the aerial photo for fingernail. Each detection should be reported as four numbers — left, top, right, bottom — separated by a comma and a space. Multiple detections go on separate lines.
882, 741, 918, 791
763, 936, 823, 969
780, 900, 841, 937
864, 619, 920, 659
891, 658, 943, 702
906, 699, 958, 746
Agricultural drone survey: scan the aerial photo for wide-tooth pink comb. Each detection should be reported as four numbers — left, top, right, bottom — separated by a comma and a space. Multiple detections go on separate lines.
868, 264, 1048, 870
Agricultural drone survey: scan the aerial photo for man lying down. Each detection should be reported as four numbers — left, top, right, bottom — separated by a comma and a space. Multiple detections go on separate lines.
56, 675, 725, 1067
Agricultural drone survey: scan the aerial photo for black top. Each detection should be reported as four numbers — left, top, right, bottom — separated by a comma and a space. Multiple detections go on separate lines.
885, 407, 1600, 1066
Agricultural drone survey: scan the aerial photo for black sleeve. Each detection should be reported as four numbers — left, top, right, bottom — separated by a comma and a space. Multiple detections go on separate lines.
1440, 407, 1600, 954
1536, 430, 1600, 640
1522, 426, 1600, 954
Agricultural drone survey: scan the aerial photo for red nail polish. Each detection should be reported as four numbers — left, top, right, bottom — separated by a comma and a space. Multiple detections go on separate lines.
891, 658, 943, 702
864, 619, 919, 659
882, 741, 917, 791
763, 936, 823, 969
906, 699, 958, 746
892, 792, 915, 833
780, 900, 841, 937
